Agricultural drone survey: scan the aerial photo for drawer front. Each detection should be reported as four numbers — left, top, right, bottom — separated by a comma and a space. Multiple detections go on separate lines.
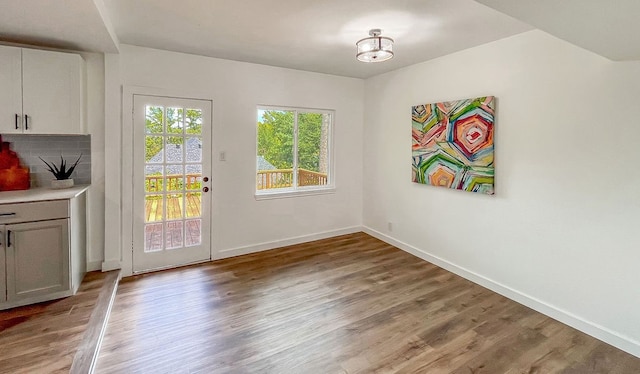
0, 200, 69, 223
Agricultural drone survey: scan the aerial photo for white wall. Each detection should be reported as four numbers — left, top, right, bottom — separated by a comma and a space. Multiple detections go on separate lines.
362, 30, 640, 356
82, 52, 106, 270
104, 45, 364, 274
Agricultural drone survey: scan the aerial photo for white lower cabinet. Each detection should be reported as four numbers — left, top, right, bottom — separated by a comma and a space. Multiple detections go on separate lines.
4, 219, 70, 302
0, 193, 86, 310
0, 227, 6, 303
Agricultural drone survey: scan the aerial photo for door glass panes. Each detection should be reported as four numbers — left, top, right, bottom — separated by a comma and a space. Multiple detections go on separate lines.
146, 136, 163, 162
145, 166, 164, 192
186, 164, 202, 191
165, 136, 183, 163
185, 219, 202, 246
166, 221, 184, 250
167, 107, 183, 134
143, 105, 203, 253
145, 106, 165, 164
145, 194, 163, 223
186, 109, 203, 135
145, 106, 164, 134
166, 193, 184, 220
166, 165, 183, 192
186, 137, 202, 162
186, 192, 201, 218
145, 223, 163, 252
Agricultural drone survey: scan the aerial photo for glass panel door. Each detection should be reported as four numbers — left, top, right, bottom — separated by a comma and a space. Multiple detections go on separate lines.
133, 95, 212, 272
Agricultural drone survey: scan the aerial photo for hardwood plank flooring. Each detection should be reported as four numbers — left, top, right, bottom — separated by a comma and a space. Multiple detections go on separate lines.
0, 271, 119, 374
70, 270, 121, 374
96, 233, 640, 373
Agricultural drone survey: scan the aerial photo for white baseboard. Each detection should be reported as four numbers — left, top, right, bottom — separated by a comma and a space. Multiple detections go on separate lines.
87, 260, 103, 272
215, 226, 363, 260
362, 226, 640, 359
101, 259, 122, 272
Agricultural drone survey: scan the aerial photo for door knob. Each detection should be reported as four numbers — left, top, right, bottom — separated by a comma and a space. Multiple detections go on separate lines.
203, 177, 209, 182
203, 187, 209, 193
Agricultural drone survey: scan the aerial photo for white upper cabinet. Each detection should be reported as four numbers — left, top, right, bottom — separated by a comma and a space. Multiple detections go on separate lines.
0, 46, 22, 134
0, 46, 85, 135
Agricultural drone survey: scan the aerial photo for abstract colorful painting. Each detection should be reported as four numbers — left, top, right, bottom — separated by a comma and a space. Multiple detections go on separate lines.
412, 96, 495, 195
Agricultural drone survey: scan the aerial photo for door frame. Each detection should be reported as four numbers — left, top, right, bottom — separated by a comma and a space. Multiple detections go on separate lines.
121, 86, 216, 276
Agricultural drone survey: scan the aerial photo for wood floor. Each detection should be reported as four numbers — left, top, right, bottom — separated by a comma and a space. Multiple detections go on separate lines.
0, 271, 119, 374
96, 233, 640, 373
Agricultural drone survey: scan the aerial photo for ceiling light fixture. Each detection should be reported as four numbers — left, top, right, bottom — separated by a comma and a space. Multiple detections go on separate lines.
356, 29, 394, 63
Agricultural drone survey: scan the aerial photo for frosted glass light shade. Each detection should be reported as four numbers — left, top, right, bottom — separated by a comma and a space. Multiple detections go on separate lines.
356, 29, 394, 63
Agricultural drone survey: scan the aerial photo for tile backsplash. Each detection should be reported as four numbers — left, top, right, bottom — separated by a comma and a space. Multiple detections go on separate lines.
2, 134, 91, 187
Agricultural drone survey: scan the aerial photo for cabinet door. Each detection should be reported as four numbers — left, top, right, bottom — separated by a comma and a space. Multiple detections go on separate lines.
22, 49, 83, 134
0, 226, 6, 303
5, 219, 70, 302
0, 46, 23, 134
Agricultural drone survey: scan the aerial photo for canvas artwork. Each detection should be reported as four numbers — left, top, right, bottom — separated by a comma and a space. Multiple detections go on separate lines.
412, 96, 495, 195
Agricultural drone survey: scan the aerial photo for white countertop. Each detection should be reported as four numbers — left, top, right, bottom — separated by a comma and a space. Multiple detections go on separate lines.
0, 185, 90, 204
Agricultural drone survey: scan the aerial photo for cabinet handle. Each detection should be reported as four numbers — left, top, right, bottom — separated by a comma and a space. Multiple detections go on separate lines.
24, 114, 28, 130
15, 114, 19, 129
7, 230, 11, 247
0, 213, 16, 217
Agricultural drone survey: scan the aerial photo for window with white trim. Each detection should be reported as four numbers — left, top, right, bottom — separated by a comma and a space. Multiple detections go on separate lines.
256, 106, 333, 197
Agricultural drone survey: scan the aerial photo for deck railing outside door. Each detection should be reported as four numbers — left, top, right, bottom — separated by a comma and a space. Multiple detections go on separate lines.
256, 169, 327, 190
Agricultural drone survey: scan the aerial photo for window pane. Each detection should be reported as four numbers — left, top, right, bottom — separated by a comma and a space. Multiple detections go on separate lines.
146, 136, 163, 162
144, 223, 163, 252
186, 192, 201, 218
145, 195, 163, 223
145, 106, 164, 134
297, 112, 329, 187
145, 166, 164, 193
166, 221, 184, 250
186, 137, 202, 162
185, 219, 202, 246
166, 165, 184, 192
166, 107, 184, 134
256, 110, 294, 190
166, 193, 184, 220
186, 109, 203, 135
165, 136, 183, 163
185, 164, 202, 191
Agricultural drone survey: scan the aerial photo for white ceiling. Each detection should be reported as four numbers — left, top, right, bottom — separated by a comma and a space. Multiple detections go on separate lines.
101, 0, 531, 78
476, 0, 640, 61
0, 0, 118, 53
0, 0, 638, 78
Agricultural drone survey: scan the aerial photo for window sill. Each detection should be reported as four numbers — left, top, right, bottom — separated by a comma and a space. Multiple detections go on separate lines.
255, 186, 336, 200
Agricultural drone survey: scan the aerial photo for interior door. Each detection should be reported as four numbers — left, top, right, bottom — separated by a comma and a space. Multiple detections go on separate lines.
132, 95, 212, 273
